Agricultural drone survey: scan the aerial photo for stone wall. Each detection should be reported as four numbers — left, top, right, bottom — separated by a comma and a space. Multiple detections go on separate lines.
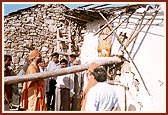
4, 4, 85, 74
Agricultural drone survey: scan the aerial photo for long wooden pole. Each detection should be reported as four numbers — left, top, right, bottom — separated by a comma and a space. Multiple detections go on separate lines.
94, 12, 123, 35
129, 5, 149, 55
4, 56, 122, 85
113, 32, 151, 96
124, 6, 160, 48
132, 6, 160, 59
102, 12, 134, 41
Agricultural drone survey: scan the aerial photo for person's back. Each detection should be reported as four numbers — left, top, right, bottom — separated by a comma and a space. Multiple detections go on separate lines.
85, 82, 118, 111
81, 63, 99, 111
85, 67, 119, 111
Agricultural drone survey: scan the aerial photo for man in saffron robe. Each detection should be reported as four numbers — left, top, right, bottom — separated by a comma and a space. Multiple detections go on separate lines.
20, 49, 46, 111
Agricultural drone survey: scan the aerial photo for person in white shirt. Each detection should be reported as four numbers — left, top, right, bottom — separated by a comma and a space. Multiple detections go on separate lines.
55, 59, 74, 111
85, 66, 119, 111
38, 58, 47, 72
46, 52, 60, 111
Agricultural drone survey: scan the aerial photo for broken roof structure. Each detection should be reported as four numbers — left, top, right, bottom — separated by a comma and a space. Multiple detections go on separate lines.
64, 3, 165, 112
64, 4, 147, 22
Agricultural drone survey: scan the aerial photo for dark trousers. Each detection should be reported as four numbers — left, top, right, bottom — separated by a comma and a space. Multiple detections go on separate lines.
60, 88, 70, 111
46, 79, 56, 110
46, 89, 55, 110
71, 97, 82, 111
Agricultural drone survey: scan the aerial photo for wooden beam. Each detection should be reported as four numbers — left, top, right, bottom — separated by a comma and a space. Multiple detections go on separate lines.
113, 31, 151, 96
4, 56, 122, 85
76, 4, 94, 9
132, 6, 160, 59
94, 13, 122, 35
124, 6, 160, 48
63, 13, 89, 22
129, 5, 150, 55
102, 12, 134, 41
88, 4, 111, 10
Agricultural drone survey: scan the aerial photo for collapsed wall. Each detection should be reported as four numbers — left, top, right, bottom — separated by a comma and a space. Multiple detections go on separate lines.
80, 4, 165, 112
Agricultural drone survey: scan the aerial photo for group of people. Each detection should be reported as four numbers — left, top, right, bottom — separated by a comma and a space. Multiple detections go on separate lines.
4, 49, 119, 111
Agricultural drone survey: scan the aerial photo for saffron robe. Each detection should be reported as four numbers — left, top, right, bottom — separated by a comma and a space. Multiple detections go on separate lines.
20, 62, 46, 111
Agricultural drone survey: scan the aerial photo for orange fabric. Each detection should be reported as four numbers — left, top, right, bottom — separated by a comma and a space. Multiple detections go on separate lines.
81, 75, 97, 111
20, 62, 46, 111
29, 49, 40, 60
98, 34, 112, 57
98, 26, 112, 57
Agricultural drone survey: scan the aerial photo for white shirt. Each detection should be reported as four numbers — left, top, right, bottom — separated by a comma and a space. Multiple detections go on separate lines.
46, 61, 60, 71
56, 74, 74, 97
39, 67, 46, 72
46, 61, 60, 92
82, 72, 89, 92
85, 82, 119, 111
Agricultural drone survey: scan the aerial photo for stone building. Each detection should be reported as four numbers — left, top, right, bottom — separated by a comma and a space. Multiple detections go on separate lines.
4, 4, 85, 74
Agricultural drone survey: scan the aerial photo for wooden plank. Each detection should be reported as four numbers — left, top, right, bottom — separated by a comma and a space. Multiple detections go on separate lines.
4, 56, 122, 85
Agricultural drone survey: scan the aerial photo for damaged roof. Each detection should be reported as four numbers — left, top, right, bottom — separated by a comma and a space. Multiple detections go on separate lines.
5, 4, 148, 23
64, 4, 148, 23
